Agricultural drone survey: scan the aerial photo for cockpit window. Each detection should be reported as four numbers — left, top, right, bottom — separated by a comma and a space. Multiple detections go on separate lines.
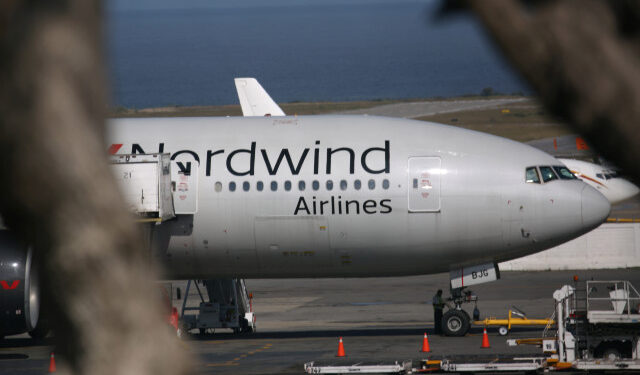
602, 170, 618, 179
539, 166, 558, 182
596, 173, 604, 180
525, 167, 541, 183
553, 166, 578, 180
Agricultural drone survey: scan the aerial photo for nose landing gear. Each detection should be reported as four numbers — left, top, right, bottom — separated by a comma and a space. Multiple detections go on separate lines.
442, 309, 470, 336
442, 287, 478, 336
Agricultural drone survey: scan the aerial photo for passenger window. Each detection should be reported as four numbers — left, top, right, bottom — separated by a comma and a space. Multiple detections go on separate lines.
257, 181, 264, 191
214, 181, 222, 192
368, 179, 375, 190
525, 167, 540, 183
382, 179, 390, 189
284, 180, 292, 191
326, 180, 333, 191
270, 181, 277, 191
243, 181, 250, 191
229, 181, 236, 192
539, 166, 558, 182
354, 180, 361, 190
340, 180, 348, 191
312, 180, 319, 191
553, 166, 577, 180
298, 181, 306, 191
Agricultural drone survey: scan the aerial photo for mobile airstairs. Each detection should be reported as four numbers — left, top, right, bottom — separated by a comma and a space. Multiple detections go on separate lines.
178, 278, 255, 336
109, 153, 256, 336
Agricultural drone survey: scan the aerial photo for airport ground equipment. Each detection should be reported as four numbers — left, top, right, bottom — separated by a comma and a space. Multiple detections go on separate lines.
551, 279, 640, 362
304, 361, 411, 374
178, 279, 255, 336
108, 155, 255, 336
109, 153, 176, 222
473, 306, 555, 336
504, 279, 640, 370
306, 280, 640, 373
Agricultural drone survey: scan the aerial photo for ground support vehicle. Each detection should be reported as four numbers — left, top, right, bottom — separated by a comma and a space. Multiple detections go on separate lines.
178, 278, 255, 336
304, 361, 411, 374
473, 307, 555, 336
549, 279, 640, 362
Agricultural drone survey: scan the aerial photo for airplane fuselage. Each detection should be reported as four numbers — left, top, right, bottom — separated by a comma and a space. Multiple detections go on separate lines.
107, 115, 610, 279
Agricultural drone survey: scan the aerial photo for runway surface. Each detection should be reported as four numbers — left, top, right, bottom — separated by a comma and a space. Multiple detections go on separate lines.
1, 269, 638, 374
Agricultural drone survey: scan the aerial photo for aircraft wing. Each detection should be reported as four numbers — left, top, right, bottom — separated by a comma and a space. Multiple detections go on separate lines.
234, 78, 285, 117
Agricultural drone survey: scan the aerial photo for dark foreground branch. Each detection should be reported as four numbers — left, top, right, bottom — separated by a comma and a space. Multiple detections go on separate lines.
469, 0, 640, 180
0, 1, 191, 374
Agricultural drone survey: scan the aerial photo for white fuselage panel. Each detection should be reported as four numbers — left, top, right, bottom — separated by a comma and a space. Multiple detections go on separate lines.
107, 116, 608, 278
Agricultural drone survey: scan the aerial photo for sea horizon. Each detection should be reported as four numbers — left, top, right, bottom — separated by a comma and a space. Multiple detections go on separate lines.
106, 1, 529, 108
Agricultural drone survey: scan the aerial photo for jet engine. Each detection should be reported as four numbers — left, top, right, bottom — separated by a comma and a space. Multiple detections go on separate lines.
0, 231, 40, 338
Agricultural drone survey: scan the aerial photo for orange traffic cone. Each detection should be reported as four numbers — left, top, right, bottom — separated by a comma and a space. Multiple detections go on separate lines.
336, 337, 346, 357
481, 328, 490, 348
49, 352, 56, 373
421, 332, 431, 353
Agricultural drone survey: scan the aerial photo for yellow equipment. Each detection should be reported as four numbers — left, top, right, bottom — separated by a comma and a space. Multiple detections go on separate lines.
473, 307, 554, 336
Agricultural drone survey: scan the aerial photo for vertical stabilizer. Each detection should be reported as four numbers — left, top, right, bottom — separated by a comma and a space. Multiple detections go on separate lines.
234, 78, 286, 117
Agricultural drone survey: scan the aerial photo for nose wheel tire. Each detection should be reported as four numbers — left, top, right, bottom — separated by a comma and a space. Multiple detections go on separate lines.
442, 309, 470, 336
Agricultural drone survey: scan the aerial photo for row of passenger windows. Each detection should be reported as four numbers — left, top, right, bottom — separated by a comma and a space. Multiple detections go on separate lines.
214, 179, 391, 192
525, 165, 577, 184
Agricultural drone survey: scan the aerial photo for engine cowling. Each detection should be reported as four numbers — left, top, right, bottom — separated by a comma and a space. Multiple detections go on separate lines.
0, 231, 39, 338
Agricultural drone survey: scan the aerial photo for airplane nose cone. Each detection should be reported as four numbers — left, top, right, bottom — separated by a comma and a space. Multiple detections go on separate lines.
616, 179, 640, 203
581, 185, 611, 230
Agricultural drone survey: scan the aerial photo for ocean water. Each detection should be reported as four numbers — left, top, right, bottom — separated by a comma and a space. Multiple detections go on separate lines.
106, 1, 528, 108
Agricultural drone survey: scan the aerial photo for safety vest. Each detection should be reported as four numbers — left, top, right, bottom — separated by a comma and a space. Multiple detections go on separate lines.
432, 295, 444, 309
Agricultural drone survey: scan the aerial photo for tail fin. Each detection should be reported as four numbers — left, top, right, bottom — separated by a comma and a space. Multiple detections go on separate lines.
234, 78, 285, 117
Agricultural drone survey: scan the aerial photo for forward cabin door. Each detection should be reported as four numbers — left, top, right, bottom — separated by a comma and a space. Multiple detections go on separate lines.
407, 157, 441, 212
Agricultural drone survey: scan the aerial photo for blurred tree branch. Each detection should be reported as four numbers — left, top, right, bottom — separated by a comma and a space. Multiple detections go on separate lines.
466, 0, 640, 180
0, 1, 191, 374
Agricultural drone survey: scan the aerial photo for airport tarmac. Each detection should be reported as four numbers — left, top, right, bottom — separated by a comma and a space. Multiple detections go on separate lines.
1, 269, 639, 374
336, 98, 527, 119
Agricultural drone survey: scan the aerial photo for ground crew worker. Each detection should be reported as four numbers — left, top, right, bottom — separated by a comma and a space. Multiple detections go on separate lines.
432, 289, 445, 334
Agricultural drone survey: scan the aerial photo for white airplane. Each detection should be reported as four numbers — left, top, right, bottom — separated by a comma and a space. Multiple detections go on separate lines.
559, 158, 639, 205
1, 79, 611, 338
103, 115, 609, 278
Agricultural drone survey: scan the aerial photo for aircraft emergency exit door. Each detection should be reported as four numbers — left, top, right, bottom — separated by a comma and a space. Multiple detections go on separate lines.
407, 156, 441, 212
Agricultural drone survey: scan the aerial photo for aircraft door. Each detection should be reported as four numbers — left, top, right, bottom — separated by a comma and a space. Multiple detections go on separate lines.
408, 157, 441, 212
171, 161, 198, 214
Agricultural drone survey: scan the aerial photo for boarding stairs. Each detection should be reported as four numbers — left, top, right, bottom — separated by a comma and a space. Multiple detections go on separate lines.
179, 278, 255, 335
